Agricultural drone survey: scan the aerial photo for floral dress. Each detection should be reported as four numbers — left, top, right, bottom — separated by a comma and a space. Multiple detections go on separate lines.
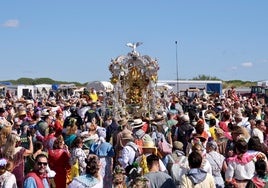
0, 170, 17, 188
70, 147, 87, 175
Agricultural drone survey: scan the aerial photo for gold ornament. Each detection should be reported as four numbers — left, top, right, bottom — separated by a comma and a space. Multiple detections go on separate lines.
110, 76, 118, 84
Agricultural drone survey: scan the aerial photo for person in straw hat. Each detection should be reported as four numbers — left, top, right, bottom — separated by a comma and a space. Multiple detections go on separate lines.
118, 132, 139, 168
114, 117, 132, 164
225, 125, 250, 158
132, 118, 151, 155
214, 127, 229, 156
134, 137, 167, 175
132, 118, 146, 129
234, 110, 251, 134
141, 138, 158, 156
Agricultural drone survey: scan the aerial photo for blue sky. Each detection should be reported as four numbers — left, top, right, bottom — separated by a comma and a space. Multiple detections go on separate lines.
1, 1, 268, 83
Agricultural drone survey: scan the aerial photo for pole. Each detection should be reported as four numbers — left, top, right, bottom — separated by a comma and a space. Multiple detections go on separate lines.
175, 41, 179, 95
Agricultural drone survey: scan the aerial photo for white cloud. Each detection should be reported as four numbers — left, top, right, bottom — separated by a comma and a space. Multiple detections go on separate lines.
231, 66, 238, 70
262, 59, 268, 63
2, 19, 20, 28
241, 62, 253, 67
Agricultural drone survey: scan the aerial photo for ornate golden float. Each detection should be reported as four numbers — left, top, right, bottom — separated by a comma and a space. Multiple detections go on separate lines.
109, 42, 159, 119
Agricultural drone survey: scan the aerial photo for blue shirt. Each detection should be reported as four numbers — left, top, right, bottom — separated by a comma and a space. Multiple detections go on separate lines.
23, 177, 50, 188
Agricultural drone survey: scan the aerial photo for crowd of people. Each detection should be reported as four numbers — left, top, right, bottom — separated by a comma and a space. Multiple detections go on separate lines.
0, 86, 268, 188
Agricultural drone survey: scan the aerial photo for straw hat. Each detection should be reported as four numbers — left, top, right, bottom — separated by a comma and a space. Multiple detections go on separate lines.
118, 117, 129, 126
204, 110, 216, 120
25, 99, 34, 105
173, 141, 183, 150
41, 109, 49, 117
50, 100, 57, 107
121, 132, 134, 141
173, 97, 179, 102
64, 102, 71, 107
18, 109, 27, 116
132, 119, 145, 129
142, 140, 157, 149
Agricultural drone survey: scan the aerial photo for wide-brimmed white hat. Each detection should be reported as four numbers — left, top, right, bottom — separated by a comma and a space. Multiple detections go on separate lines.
132, 118, 146, 129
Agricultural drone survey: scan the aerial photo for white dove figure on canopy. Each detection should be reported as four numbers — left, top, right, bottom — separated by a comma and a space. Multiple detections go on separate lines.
126, 42, 143, 53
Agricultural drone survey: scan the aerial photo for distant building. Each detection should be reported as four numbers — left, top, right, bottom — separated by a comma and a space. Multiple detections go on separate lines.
157, 80, 223, 94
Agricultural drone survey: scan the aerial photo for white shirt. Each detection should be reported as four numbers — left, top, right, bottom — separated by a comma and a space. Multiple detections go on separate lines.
202, 158, 213, 175
63, 110, 71, 120
225, 153, 255, 180
78, 106, 90, 119
118, 145, 136, 168
0, 171, 17, 188
252, 127, 264, 143
68, 176, 103, 188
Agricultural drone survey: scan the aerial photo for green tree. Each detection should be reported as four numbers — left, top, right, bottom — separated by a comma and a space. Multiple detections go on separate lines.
16, 78, 35, 85
35, 78, 55, 84
192, 74, 221, 81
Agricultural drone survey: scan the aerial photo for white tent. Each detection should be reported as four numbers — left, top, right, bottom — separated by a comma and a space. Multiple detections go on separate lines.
87, 81, 114, 92
34, 84, 52, 94
156, 83, 173, 91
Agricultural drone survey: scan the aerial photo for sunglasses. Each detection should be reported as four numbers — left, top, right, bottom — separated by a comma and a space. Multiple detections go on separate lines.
37, 162, 48, 166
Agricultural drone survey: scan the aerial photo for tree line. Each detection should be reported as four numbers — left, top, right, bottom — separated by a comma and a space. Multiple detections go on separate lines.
0, 75, 256, 89
1, 77, 86, 87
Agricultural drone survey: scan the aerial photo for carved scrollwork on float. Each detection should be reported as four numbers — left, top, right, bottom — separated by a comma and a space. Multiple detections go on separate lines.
109, 42, 159, 119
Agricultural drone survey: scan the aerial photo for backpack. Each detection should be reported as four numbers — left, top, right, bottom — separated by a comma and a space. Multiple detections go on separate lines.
154, 132, 172, 156
126, 142, 140, 165
150, 130, 163, 146
133, 130, 145, 154
134, 138, 144, 154
158, 138, 172, 156
169, 155, 188, 185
